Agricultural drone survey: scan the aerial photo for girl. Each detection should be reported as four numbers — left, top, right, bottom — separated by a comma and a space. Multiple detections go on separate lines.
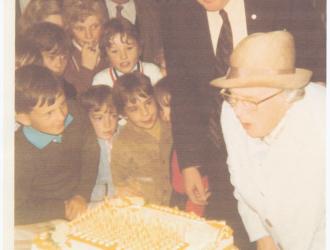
92, 18, 163, 87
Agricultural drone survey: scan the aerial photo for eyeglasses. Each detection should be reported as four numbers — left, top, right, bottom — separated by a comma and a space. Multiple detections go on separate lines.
220, 88, 284, 111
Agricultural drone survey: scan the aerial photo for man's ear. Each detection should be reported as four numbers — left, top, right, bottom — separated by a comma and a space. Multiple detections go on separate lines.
15, 113, 31, 126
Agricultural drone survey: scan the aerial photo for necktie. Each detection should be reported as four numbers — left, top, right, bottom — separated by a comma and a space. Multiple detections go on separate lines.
116, 5, 123, 19
215, 10, 233, 76
209, 10, 233, 151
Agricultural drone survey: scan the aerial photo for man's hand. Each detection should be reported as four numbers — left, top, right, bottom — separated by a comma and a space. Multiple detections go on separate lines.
182, 166, 210, 205
65, 195, 87, 221
257, 236, 278, 250
81, 42, 100, 70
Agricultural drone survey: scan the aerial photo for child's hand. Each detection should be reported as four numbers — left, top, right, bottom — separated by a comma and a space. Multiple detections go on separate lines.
64, 195, 87, 221
81, 42, 100, 70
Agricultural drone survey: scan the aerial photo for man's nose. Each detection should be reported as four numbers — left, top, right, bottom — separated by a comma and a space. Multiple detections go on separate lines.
233, 102, 249, 121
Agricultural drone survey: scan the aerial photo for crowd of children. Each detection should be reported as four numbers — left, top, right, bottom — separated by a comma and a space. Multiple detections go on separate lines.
14, 0, 198, 225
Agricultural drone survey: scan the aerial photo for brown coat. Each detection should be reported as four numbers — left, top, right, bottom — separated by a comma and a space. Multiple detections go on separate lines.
111, 120, 172, 205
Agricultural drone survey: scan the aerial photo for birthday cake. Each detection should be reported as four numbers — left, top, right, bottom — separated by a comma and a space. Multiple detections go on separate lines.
32, 197, 236, 250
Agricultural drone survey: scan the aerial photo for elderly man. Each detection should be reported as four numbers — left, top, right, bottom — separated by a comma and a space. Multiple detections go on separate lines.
161, 1, 325, 248
211, 31, 325, 250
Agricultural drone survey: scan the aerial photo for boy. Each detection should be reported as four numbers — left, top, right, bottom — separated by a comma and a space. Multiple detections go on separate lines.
92, 18, 162, 87
62, 0, 109, 93
15, 65, 99, 225
80, 85, 119, 202
111, 72, 172, 205
25, 22, 76, 98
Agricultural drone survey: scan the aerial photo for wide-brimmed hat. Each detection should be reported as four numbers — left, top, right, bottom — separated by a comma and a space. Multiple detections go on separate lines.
211, 31, 312, 89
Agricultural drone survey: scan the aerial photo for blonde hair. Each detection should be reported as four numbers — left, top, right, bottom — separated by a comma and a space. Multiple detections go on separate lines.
63, 0, 108, 32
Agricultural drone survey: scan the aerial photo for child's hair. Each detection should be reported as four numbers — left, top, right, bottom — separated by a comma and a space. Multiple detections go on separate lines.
100, 18, 140, 57
15, 38, 42, 69
17, 0, 62, 35
80, 85, 117, 113
63, 0, 108, 31
154, 77, 171, 108
25, 22, 72, 57
15, 65, 64, 114
113, 72, 154, 114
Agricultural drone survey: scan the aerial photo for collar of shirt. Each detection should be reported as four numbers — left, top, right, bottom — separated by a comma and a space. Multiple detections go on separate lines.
23, 113, 74, 149
107, 0, 136, 24
207, 0, 247, 54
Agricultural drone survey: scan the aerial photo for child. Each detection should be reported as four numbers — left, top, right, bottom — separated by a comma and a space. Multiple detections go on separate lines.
111, 72, 172, 205
80, 85, 119, 203
25, 22, 76, 98
154, 77, 209, 216
92, 18, 163, 87
15, 65, 99, 225
62, 0, 109, 94
17, 0, 63, 35
154, 77, 171, 122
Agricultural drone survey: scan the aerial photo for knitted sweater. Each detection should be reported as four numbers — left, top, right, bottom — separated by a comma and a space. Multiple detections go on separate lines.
15, 101, 100, 225
111, 119, 172, 205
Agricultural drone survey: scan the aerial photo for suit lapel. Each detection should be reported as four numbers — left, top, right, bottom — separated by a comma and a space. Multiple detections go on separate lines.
185, 2, 217, 81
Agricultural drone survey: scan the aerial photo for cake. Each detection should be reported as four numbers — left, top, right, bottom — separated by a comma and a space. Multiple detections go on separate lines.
32, 197, 236, 250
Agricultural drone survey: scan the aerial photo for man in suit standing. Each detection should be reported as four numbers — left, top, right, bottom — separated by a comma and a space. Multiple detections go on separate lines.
161, 0, 325, 249
102, 0, 163, 65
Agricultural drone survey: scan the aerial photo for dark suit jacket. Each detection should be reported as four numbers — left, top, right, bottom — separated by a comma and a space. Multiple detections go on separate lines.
135, 0, 163, 64
161, 0, 325, 172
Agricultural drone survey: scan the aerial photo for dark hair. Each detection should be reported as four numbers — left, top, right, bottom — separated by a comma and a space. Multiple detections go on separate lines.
154, 76, 171, 107
100, 18, 140, 58
63, 0, 108, 30
15, 65, 64, 114
15, 37, 42, 69
25, 22, 72, 56
80, 85, 116, 113
17, 0, 62, 35
113, 72, 154, 114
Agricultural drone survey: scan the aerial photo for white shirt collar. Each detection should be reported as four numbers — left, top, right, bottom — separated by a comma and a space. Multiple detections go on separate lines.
106, 0, 136, 24
206, 0, 247, 54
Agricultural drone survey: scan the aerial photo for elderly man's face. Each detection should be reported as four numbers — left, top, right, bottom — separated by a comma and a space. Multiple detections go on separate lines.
196, 0, 230, 11
228, 87, 290, 138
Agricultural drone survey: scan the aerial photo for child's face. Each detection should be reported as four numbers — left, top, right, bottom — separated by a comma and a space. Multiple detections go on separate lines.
21, 94, 68, 135
124, 96, 158, 129
89, 104, 118, 140
106, 34, 139, 74
71, 15, 102, 47
42, 51, 68, 76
